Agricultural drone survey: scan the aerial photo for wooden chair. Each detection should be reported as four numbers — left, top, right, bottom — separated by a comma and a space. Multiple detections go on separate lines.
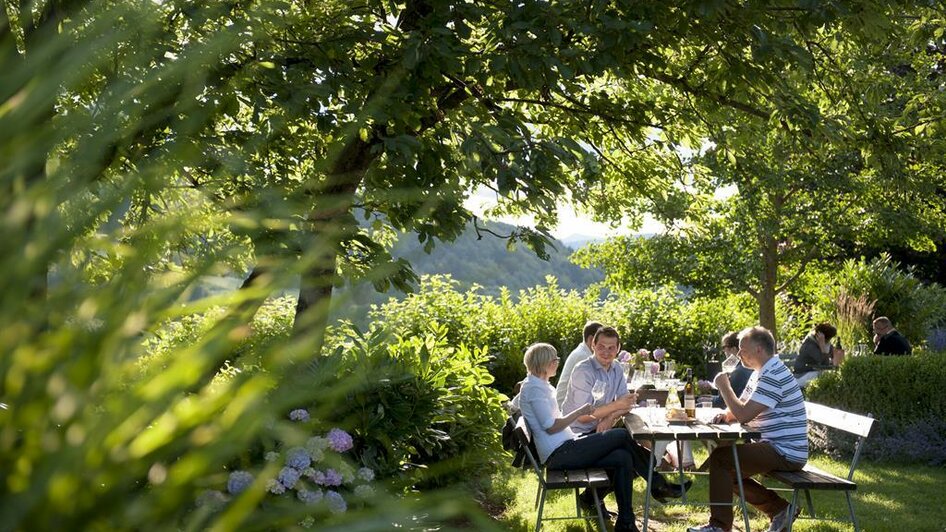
512, 416, 611, 531
765, 401, 876, 532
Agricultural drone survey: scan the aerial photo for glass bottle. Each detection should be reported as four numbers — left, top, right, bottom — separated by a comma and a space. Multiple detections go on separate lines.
684, 368, 696, 418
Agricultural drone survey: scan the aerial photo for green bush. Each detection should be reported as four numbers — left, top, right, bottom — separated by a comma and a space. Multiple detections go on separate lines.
807, 255, 946, 348
372, 275, 761, 390
321, 324, 508, 486
140, 298, 508, 487
372, 275, 593, 394
805, 350, 946, 464
600, 287, 758, 375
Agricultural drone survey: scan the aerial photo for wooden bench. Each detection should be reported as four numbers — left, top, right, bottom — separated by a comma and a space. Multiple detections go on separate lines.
511, 416, 611, 531
765, 401, 875, 532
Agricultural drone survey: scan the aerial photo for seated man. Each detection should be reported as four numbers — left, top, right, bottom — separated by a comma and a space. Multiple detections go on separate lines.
563, 326, 690, 514
794, 322, 844, 387
555, 320, 602, 407
689, 326, 807, 532
872, 316, 912, 355
714, 331, 752, 408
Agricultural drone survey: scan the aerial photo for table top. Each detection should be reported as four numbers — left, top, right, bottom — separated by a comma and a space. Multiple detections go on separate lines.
624, 409, 761, 442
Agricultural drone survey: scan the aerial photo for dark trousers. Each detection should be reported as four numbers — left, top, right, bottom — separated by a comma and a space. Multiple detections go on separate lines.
707, 441, 804, 529
546, 428, 663, 529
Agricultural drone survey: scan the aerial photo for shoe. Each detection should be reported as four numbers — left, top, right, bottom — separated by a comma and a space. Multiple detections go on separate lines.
614, 522, 641, 532
650, 479, 692, 503
577, 493, 616, 519
687, 525, 726, 532
766, 505, 799, 532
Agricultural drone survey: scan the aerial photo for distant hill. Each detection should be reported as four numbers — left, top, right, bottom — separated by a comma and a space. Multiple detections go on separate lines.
188, 220, 605, 325
559, 233, 606, 249
335, 220, 604, 323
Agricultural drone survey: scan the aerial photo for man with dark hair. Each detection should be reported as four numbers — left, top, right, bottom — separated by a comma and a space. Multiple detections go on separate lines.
564, 326, 688, 517
556, 320, 603, 406
713, 331, 753, 408
794, 322, 844, 387
873, 317, 912, 355
689, 326, 807, 532
563, 327, 635, 434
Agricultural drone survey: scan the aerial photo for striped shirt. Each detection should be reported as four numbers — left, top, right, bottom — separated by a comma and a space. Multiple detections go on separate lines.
741, 355, 808, 464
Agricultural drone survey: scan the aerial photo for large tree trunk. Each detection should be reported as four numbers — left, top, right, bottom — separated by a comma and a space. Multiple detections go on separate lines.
292, 137, 373, 354
758, 225, 779, 340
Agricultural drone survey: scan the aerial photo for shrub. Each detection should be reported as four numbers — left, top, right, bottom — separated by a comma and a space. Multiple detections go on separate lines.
371, 274, 592, 394
808, 255, 946, 348
599, 288, 757, 378
320, 323, 508, 486
373, 276, 762, 389
805, 350, 946, 465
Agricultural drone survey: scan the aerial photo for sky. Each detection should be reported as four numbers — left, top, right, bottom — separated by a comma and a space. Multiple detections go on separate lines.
464, 186, 665, 241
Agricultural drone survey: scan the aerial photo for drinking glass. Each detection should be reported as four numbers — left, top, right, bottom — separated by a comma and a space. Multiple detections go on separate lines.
646, 398, 659, 425
721, 354, 739, 373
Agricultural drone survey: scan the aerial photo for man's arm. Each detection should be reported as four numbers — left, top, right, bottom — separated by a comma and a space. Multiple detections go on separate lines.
714, 372, 767, 424
568, 368, 634, 425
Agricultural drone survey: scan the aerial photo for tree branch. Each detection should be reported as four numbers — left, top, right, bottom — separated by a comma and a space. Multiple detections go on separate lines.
648, 72, 770, 120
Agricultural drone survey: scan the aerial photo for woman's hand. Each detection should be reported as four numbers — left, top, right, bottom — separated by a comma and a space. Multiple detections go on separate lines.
815, 331, 829, 353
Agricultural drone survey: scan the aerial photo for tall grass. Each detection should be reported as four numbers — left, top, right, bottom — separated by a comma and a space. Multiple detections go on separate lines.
832, 288, 876, 350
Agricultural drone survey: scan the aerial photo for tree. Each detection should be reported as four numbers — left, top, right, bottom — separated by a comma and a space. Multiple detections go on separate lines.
167, 0, 935, 355
573, 6, 946, 335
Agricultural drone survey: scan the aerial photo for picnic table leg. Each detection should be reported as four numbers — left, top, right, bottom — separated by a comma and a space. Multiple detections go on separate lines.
731, 444, 751, 532
675, 439, 688, 504
786, 489, 799, 532
804, 489, 815, 517
642, 438, 655, 532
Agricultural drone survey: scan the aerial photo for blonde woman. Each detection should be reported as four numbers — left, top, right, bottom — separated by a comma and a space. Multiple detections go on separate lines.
518, 343, 688, 532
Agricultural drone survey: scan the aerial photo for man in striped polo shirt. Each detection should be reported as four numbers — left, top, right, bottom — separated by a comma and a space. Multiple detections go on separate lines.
688, 326, 807, 532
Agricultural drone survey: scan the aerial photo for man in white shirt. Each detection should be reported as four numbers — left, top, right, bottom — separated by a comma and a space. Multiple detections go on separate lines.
555, 321, 602, 406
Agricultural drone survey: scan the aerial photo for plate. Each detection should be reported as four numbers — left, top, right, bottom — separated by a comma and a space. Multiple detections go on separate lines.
667, 417, 698, 425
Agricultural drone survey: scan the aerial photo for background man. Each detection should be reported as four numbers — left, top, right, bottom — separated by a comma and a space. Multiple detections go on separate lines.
714, 331, 753, 407
872, 317, 912, 355
556, 321, 602, 406
689, 326, 807, 532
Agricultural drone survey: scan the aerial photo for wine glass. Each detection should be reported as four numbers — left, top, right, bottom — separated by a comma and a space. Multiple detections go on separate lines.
721, 354, 739, 373
591, 380, 607, 405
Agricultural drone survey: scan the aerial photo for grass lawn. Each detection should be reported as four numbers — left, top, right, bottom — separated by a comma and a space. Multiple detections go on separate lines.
489, 453, 944, 532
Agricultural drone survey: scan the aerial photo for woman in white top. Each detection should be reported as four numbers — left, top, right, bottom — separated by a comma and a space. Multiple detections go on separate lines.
518, 343, 688, 532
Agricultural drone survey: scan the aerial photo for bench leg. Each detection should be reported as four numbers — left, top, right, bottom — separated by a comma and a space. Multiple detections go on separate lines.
804, 488, 815, 518
591, 487, 607, 532
845, 490, 859, 532
535, 488, 547, 531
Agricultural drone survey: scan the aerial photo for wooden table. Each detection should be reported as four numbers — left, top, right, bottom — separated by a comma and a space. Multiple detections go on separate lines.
624, 409, 762, 532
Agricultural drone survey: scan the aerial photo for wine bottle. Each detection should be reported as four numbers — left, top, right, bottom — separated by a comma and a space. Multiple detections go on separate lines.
684, 368, 696, 418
